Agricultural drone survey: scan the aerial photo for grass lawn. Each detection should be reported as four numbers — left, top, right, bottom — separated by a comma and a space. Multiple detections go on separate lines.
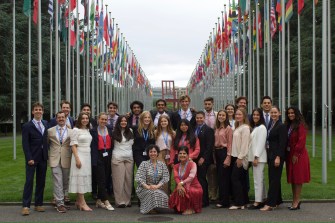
0, 131, 334, 202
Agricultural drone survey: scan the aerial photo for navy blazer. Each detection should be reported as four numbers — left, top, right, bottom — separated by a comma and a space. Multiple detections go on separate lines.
150, 110, 172, 121
132, 126, 156, 153
171, 110, 196, 130
22, 120, 49, 163
267, 121, 288, 160
90, 126, 113, 166
195, 124, 215, 165
49, 116, 74, 129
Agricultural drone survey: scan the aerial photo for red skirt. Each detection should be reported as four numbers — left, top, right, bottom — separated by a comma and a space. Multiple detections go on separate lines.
169, 186, 203, 213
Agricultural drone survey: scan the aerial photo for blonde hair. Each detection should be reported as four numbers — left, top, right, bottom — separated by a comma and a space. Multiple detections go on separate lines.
137, 111, 155, 138
155, 115, 175, 140
234, 108, 250, 129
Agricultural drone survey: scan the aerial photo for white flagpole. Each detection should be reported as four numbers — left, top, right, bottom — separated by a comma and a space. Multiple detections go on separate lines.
256, 3, 260, 106
13, 0, 16, 160
248, 13, 252, 112
50, 22, 53, 117
298, 14, 301, 110
86, 4, 90, 105
38, 0, 42, 102
242, 13, 246, 96
327, 0, 332, 161
267, 0, 271, 97
287, 22, 290, 107
55, 0, 59, 112
76, 8, 81, 114
321, 0, 328, 184
67, 8, 71, 101
312, 0, 316, 157
281, 0, 286, 118
28, 14, 31, 120
263, 2, 266, 96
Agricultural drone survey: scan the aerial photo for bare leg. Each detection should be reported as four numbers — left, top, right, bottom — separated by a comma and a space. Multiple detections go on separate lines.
293, 184, 302, 207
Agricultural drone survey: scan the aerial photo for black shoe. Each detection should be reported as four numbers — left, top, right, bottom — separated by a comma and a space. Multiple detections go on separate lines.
214, 203, 230, 209
117, 204, 126, 208
248, 204, 262, 210
289, 201, 301, 210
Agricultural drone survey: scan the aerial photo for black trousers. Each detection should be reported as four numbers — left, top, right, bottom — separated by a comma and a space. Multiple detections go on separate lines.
22, 160, 47, 207
266, 158, 284, 207
231, 157, 249, 206
93, 150, 112, 201
197, 162, 209, 206
133, 151, 149, 168
215, 148, 232, 206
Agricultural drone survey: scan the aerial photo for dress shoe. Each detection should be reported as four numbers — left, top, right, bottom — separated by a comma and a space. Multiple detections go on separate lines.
56, 205, 67, 213
104, 200, 115, 211
96, 199, 106, 209
21, 207, 30, 216
34, 206, 45, 212
229, 205, 245, 210
260, 205, 274, 211
289, 201, 301, 210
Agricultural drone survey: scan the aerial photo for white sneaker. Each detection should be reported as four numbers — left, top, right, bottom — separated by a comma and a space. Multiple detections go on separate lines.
104, 200, 115, 211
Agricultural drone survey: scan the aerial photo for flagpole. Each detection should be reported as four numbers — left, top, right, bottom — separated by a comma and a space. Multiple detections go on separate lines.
256, 3, 260, 106
248, 13, 252, 112
263, 1, 266, 96
13, 0, 16, 160
297, 13, 301, 111
38, 0, 42, 102
86, 2, 90, 105
55, 0, 59, 112
72, 48, 76, 116
312, 0, 316, 157
278, 32, 281, 107
76, 8, 81, 114
67, 7, 71, 101
322, 0, 328, 184
327, 0, 332, 161
267, 0, 271, 97
28, 14, 31, 120
242, 13, 246, 97
287, 22, 290, 107
281, 0, 286, 118
50, 20, 53, 118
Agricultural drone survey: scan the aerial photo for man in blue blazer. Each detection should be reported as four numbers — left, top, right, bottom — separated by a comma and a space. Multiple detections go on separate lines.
49, 100, 74, 129
21, 102, 49, 216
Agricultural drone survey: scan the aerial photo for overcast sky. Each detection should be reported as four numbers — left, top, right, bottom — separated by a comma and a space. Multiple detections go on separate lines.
86, 0, 229, 87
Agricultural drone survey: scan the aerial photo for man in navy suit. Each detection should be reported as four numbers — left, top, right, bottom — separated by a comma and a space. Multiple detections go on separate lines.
194, 111, 215, 207
171, 95, 196, 130
49, 100, 74, 129
21, 102, 48, 216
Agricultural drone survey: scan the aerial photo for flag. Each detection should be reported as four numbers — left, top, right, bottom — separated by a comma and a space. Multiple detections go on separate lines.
257, 8, 263, 49
103, 13, 110, 46
79, 31, 85, 54
90, 0, 95, 28
33, 0, 38, 24
69, 0, 76, 12
298, 0, 304, 15
270, 0, 277, 38
48, 0, 53, 16
98, 9, 104, 43
23, 0, 31, 17
59, 0, 65, 4
285, 0, 293, 22
217, 24, 221, 49
95, 0, 99, 27
276, 0, 281, 14
109, 16, 114, 48
70, 18, 76, 47
240, 0, 246, 15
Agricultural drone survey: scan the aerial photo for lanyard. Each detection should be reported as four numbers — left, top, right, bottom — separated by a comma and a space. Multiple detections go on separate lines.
151, 160, 158, 183
180, 134, 186, 146
98, 126, 107, 151
162, 131, 169, 147
142, 129, 149, 142
56, 126, 67, 144
288, 126, 293, 138
178, 161, 189, 180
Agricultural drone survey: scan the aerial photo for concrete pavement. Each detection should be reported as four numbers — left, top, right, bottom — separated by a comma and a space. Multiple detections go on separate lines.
0, 202, 334, 222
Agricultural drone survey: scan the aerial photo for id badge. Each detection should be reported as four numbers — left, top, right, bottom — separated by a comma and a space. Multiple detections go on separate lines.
165, 154, 170, 160
103, 152, 108, 157
143, 151, 147, 156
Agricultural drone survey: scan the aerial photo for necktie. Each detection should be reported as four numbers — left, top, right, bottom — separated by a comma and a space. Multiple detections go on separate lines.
135, 116, 139, 125
183, 112, 186, 119
59, 127, 63, 144
196, 126, 200, 136
37, 121, 43, 134
265, 113, 269, 127
110, 118, 115, 128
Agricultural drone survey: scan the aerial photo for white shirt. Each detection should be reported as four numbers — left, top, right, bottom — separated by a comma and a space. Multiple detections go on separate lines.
32, 119, 45, 135
154, 111, 168, 127
179, 108, 192, 121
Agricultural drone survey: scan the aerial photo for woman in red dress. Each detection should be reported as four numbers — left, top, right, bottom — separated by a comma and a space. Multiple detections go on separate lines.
285, 107, 310, 210
169, 146, 203, 215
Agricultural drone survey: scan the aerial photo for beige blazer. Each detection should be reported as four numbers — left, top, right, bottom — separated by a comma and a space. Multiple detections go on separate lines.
47, 126, 73, 168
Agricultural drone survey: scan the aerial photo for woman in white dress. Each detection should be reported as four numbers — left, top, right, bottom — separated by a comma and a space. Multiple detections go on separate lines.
135, 145, 170, 214
69, 112, 93, 211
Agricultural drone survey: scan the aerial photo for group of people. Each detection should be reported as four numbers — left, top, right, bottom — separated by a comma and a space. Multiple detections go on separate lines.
21, 95, 310, 216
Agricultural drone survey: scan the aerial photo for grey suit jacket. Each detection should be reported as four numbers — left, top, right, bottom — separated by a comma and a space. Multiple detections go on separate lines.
47, 126, 73, 168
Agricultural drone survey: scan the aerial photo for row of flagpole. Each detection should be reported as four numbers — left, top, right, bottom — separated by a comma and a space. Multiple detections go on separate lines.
186, 0, 332, 183
13, 0, 153, 159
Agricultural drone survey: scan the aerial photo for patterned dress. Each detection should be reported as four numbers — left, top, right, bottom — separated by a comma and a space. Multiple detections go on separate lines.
135, 160, 170, 214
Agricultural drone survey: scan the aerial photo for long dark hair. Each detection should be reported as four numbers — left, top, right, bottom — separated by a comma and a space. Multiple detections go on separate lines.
174, 119, 196, 149
215, 109, 230, 129
76, 112, 90, 129
250, 108, 265, 129
112, 115, 134, 142
285, 106, 307, 130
